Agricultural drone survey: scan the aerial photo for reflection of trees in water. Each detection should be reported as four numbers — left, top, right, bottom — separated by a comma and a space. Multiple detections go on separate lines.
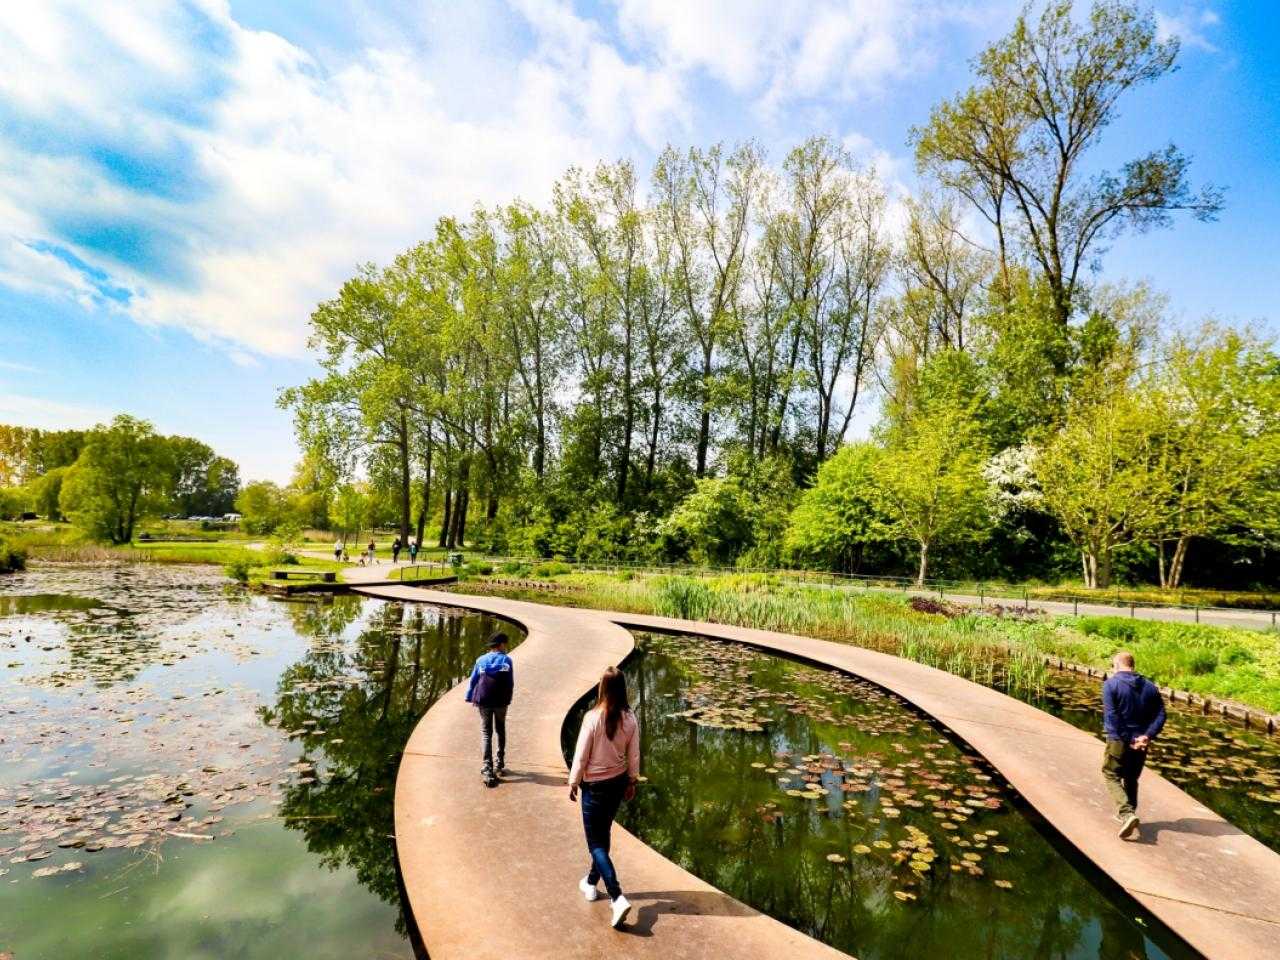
280, 594, 366, 640
263, 601, 513, 933
617, 644, 1162, 960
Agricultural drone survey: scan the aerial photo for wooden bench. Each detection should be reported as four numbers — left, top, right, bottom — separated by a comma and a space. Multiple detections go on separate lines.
270, 569, 337, 582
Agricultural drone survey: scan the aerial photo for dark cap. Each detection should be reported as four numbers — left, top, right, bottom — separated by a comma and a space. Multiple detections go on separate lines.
487, 632, 509, 648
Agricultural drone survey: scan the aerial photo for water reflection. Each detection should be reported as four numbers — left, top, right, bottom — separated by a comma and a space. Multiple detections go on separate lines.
264, 597, 520, 933
590, 632, 1194, 960
0, 564, 517, 959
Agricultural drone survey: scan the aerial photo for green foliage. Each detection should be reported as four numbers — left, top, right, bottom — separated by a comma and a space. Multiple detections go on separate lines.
875, 387, 991, 583
532, 560, 572, 578
785, 442, 890, 570
59, 415, 173, 544
0, 536, 26, 572
223, 552, 255, 583
236, 481, 293, 535
29, 466, 68, 520
0, 485, 28, 520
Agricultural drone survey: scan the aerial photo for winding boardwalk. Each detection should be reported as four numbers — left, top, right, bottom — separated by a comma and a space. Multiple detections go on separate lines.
357, 580, 1280, 960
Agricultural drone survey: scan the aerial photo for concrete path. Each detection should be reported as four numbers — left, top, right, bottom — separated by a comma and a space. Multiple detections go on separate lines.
359, 585, 1280, 960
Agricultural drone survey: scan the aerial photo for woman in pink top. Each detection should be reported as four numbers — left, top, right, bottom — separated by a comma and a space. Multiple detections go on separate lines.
568, 666, 640, 928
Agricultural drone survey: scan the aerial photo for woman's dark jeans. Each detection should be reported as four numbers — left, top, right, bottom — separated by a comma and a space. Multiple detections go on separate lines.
581, 773, 629, 900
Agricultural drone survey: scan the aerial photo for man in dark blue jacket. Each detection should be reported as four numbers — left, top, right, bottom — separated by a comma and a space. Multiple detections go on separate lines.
465, 632, 514, 787
1101, 650, 1166, 839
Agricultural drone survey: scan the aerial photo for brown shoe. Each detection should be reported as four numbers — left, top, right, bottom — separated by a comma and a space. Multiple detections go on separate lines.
1118, 814, 1140, 839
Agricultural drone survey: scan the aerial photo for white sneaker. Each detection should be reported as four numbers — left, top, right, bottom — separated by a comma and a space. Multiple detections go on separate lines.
1118, 814, 1140, 839
579, 875, 600, 902
610, 895, 631, 928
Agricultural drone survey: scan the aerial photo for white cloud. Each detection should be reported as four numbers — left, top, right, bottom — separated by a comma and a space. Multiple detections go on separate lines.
0, 0, 693, 358
1155, 6, 1222, 53
614, 0, 993, 117
0, 0, 1001, 362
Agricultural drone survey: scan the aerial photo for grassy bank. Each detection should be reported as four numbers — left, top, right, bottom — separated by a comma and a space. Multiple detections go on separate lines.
450, 571, 1280, 714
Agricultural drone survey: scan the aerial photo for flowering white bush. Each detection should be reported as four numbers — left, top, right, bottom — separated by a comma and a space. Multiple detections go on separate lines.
984, 444, 1043, 517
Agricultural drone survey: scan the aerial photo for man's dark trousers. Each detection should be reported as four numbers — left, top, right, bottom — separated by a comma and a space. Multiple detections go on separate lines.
1102, 739, 1147, 818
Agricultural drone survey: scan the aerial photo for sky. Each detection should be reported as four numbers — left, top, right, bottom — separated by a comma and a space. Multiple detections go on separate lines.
0, 1, 1276, 483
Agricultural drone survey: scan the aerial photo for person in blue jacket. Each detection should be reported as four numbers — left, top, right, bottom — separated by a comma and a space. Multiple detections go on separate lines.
465, 632, 514, 787
1101, 650, 1166, 839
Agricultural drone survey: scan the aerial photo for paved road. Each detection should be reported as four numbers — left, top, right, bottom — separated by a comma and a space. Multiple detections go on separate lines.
874, 585, 1278, 632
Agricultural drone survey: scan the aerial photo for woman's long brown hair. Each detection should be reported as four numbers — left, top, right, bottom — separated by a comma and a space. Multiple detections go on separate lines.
594, 666, 630, 739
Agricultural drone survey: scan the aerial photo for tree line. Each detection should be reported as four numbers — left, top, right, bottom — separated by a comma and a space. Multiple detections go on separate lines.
278, 2, 1280, 590
0, 418, 240, 542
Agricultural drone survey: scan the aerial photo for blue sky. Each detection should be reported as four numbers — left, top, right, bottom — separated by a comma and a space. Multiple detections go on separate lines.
0, 1, 1275, 482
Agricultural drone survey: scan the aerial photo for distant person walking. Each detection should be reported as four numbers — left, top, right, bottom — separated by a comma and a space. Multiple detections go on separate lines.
333, 538, 343, 563
569, 666, 640, 929
465, 632, 514, 787
392, 536, 402, 563
1102, 650, 1166, 839
366, 539, 376, 565
408, 538, 419, 563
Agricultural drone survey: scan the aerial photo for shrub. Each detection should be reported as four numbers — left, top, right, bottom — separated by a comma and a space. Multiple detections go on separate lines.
533, 561, 572, 578
1077, 617, 1137, 643
223, 553, 254, 583
1186, 649, 1218, 675
0, 538, 27, 573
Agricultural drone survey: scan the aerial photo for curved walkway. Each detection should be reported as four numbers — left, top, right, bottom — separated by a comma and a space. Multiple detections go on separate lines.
361, 584, 1280, 960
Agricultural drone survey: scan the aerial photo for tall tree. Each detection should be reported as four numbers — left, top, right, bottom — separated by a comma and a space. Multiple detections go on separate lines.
1148, 325, 1280, 587
60, 415, 172, 543
1037, 381, 1166, 588
655, 141, 763, 476
913, 1, 1222, 331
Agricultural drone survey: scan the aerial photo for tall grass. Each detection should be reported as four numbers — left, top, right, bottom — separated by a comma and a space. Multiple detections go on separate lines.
555, 572, 1051, 699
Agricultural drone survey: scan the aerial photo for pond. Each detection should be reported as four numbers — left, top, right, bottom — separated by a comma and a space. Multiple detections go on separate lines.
577, 631, 1198, 960
0, 563, 518, 960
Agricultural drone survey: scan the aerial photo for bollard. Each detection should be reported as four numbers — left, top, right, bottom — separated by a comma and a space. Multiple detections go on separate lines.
1073, 598, 1078, 616
979, 583, 984, 603
1130, 602, 1135, 619
1023, 588, 1029, 611
1195, 606, 1199, 623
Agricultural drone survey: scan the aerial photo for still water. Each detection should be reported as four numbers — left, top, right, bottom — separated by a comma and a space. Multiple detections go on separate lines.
589, 632, 1198, 960
0, 563, 517, 959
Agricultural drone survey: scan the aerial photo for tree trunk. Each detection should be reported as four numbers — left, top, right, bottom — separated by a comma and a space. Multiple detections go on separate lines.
1096, 550, 1113, 590
1082, 550, 1096, 589
915, 540, 929, 587
695, 343, 713, 478
455, 487, 470, 546
618, 318, 634, 505
1169, 536, 1190, 590
645, 386, 661, 491
438, 485, 452, 549
1156, 539, 1168, 589
415, 468, 431, 547
397, 409, 411, 544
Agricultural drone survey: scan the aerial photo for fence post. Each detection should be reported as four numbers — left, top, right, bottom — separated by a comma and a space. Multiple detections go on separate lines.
1130, 602, 1135, 619
1073, 598, 1078, 616
1023, 587, 1029, 611
1195, 606, 1200, 624
979, 583, 984, 604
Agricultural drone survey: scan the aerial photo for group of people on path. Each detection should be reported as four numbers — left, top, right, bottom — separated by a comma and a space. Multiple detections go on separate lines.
455, 631, 1163, 934
332, 535, 420, 566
